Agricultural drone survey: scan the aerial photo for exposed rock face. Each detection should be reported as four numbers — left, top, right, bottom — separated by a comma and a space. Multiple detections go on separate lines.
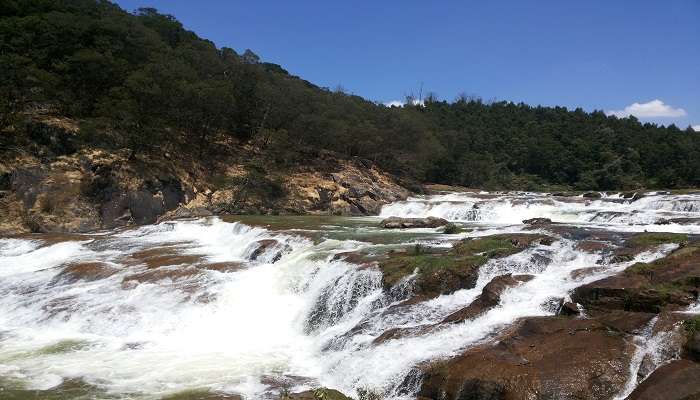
418, 317, 634, 400
627, 359, 700, 400
277, 159, 410, 216
379, 216, 449, 229
0, 119, 410, 234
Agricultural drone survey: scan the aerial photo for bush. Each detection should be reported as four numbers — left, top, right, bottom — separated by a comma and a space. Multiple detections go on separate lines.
442, 223, 461, 234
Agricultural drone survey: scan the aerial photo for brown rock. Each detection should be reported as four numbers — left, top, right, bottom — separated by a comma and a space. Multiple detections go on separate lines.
627, 359, 700, 400
442, 274, 532, 323
557, 301, 580, 316
419, 316, 634, 400
53, 262, 118, 284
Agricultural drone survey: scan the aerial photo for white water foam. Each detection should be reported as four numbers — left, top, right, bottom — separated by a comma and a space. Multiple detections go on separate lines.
0, 196, 695, 399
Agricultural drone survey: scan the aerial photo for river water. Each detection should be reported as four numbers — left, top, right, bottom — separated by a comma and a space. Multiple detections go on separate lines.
1, 191, 699, 399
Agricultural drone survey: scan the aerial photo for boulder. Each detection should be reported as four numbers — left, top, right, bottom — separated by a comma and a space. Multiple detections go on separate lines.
582, 191, 602, 198
418, 317, 634, 400
557, 301, 580, 316
379, 216, 449, 229
627, 359, 700, 400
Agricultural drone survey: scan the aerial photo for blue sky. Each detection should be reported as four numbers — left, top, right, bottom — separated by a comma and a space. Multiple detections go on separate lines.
114, 0, 699, 129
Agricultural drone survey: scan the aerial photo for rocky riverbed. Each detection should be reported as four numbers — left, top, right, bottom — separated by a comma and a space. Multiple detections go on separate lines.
1, 191, 699, 399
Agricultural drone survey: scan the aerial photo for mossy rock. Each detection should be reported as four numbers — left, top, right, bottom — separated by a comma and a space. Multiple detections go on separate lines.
379, 234, 550, 297
625, 232, 688, 249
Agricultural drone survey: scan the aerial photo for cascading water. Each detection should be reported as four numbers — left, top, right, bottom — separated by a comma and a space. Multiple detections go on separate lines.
1, 191, 699, 399
380, 191, 700, 232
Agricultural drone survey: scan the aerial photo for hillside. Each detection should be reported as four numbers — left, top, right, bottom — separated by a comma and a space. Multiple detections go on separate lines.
2, 0, 700, 233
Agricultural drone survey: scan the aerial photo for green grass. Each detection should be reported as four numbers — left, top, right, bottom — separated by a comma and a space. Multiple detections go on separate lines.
625, 232, 688, 248
379, 234, 547, 287
451, 236, 518, 257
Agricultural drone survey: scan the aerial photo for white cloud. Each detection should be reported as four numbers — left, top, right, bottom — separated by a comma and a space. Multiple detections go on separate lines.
693, 125, 700, 132
384, 100, 405, 107
383, 98, 425, 107
606, 99, 687, 118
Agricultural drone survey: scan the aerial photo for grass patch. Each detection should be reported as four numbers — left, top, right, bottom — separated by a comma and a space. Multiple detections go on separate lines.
379, 234, 547, 287
625, 232, 688, 248
452, 235, 520, 257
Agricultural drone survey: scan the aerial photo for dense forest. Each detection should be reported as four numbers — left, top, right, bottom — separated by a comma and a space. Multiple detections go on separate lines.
2, 0, 699, 190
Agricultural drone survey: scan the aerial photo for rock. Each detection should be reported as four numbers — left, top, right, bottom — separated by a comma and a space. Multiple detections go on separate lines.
582, 191, 602, 198
657, 217, 700, 225
418, 316, 634, 400
248, 239, 287, 263
52, 262, 118, 284
522, 217, 552, 225
557, 301, 580, 316
121, 267, 202, 287
283, 388, 352, 400
593, 310, 656, 334
442, 274, 533, 323
573, 243, 700, 314
685, 329, 700, 362
627, 359, 700, 400
379, 216, 449, 229
158, 206, 212, 222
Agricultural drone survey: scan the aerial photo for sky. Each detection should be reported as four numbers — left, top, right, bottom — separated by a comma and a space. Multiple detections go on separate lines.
113, 0, 699, 130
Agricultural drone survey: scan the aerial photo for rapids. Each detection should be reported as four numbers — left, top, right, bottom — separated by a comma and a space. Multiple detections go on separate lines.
1, 191, 699, 399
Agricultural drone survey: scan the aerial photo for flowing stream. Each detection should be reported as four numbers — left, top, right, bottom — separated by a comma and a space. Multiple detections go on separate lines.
1, 191, 699, 399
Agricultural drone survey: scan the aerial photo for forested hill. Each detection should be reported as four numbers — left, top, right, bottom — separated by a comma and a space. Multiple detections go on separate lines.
2, 0, 700, 191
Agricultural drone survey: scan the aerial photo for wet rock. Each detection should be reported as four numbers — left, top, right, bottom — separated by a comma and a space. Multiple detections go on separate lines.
442, 274, 533, 323
198, 262, 243, 273
122, 267, 202, 287
627, 359, 700, 400
249, 239, 287, 262
128, 248, 204, 269
522, 217, 552, 226
582, 191, 602, 198
657, 217, 700, 225
283, 388, 352, 400
557, 301, 580, 316
379, 216, 449, 229
52, 262, 118, 284
573, 242, 700, 314
622, 191, 645, 201
575, 240, 612, 253
593, 310, 656, 334
418, 317, 634, 400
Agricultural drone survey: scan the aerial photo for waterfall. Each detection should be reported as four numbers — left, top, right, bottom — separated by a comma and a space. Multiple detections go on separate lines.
1, 191, 699, 399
